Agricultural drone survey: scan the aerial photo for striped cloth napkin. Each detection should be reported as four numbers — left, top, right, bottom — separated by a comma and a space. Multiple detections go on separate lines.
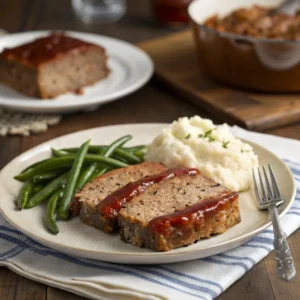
0, 126, 299, 300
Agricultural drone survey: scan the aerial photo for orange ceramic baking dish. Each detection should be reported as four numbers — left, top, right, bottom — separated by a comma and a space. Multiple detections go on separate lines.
188, 0, 300, 92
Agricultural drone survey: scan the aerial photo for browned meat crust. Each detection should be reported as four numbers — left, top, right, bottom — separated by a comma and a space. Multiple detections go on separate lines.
71, 162, 166, 232
118, 173, 241, 251
0, 33, 110, 99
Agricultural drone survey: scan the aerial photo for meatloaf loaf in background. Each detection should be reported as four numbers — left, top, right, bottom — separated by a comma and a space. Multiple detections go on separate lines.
118, 173, 240, 251
0, 33, 110, 99
71, 162, 166, 233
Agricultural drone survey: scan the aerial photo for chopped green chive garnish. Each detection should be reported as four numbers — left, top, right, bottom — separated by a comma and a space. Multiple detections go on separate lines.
203, 128, 216, 142
241, 149, 251, 153
185, 133, 191, 139
223, 141, 230, 148
204, 129, 214, 138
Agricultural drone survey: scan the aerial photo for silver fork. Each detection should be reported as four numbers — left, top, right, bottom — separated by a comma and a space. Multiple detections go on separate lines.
252, 164, 296, 281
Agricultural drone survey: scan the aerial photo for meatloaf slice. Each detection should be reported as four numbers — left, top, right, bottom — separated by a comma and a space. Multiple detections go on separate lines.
72, 162, 166, 232
118, 174, 240, 251
0, 33, 110, 99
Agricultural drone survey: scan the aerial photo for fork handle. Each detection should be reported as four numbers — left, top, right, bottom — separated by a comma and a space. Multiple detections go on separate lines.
269, 205, 296, 281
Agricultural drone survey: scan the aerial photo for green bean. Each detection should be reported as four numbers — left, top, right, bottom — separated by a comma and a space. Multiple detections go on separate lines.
15, 157, 74, 182
75, 164, 98, 191
133, 149, 146, 160
20, 158, 52, 174
76, 154, 129, 168
123, 145, 146, 152
26, 172, 69, 208
45, 189, 63, 234
111, 154, 130, 164
33, 170, 66, 183
17, 180, 34, 210
61, 145, 101, 154
58, 140, 90, 220
90, 167, 110, 180
104, 135, 132, 156
113, 148, 141, 164
16, 154, 128, 183
51, 149, 70, 157
76, 135, 132, 191
51, 148, 69, 157
84, 154, 129, 167
32, 184, 45, 194
60, 144, 146, 154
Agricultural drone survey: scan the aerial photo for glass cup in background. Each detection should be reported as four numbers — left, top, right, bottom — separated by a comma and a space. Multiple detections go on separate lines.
72, 0, 126, 24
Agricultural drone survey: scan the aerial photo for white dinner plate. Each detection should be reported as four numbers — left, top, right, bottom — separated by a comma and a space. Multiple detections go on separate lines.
0, 31, 153, 113
0, 124, 296, 264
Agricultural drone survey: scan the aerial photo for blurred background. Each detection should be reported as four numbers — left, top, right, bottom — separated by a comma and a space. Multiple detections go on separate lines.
0, 0, 192, 43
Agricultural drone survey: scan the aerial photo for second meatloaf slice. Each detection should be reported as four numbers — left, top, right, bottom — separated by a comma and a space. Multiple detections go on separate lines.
72, 162, 166, 232
118, 173, 241, 251
0, 33, 110, 99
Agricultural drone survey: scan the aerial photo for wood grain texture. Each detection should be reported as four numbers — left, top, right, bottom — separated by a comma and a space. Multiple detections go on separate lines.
265, 231, 300, 300
138, 30, 300, 131
0, 0, 299, 299
1, 0, 24, 32
0, 268, 46, 300
47, 287, 85, 300
219, 261, 275, 300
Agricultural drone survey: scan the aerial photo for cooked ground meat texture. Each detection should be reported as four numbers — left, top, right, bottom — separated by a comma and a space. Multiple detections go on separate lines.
204, 5, 300, 40
118, 173, 241, 252
71, 162, 166, 232
0, 33, 110, 99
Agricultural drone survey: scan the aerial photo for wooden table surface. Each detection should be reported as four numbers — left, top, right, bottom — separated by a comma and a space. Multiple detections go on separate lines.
1, 0, 300, 299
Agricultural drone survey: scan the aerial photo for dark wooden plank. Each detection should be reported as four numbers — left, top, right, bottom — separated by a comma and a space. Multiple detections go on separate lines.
22, 0, 45, 31
0, 268, 46, 300
264, 231, 300, 300
0, 268, 19, 300
0, 136, 21, 169
14, 276, 46, 300
0, 0, 24, 32
217, 261, 275, 300
47, 287, 86, 300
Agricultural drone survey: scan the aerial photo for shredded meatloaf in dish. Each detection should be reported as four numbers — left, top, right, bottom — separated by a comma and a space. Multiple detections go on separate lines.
204, 5, 300, 40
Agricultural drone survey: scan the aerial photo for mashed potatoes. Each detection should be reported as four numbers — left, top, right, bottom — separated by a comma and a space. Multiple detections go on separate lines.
145, 116, 258, 192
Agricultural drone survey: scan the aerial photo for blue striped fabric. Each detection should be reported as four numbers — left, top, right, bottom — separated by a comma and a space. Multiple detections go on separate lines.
0, 159, 299, 300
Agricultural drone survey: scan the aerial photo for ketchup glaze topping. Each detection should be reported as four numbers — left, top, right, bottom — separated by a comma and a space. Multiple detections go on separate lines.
0, 33, 98, 67
97, 168, 200, 218
147, 191, 238, 236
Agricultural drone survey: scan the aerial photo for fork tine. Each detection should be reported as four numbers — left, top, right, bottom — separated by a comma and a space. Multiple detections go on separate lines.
263, 166, 273, 199
258, 167, 267, 201
252, 169, 262, 203
268, 164, 282, 198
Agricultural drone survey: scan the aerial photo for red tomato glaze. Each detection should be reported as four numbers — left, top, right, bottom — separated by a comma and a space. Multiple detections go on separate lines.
148, 191, 238, 236
98, 168, 200, 218
0, 33, 99, 67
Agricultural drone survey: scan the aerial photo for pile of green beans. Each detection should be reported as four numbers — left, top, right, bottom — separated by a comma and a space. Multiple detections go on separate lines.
14, 135, 146, 234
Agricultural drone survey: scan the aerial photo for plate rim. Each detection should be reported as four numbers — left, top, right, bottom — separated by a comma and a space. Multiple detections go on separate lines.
0, 30, 153, 112
0, 123, 296, 262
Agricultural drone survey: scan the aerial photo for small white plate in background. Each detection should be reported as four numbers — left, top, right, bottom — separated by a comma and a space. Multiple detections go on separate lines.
0, 31, 153, 113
